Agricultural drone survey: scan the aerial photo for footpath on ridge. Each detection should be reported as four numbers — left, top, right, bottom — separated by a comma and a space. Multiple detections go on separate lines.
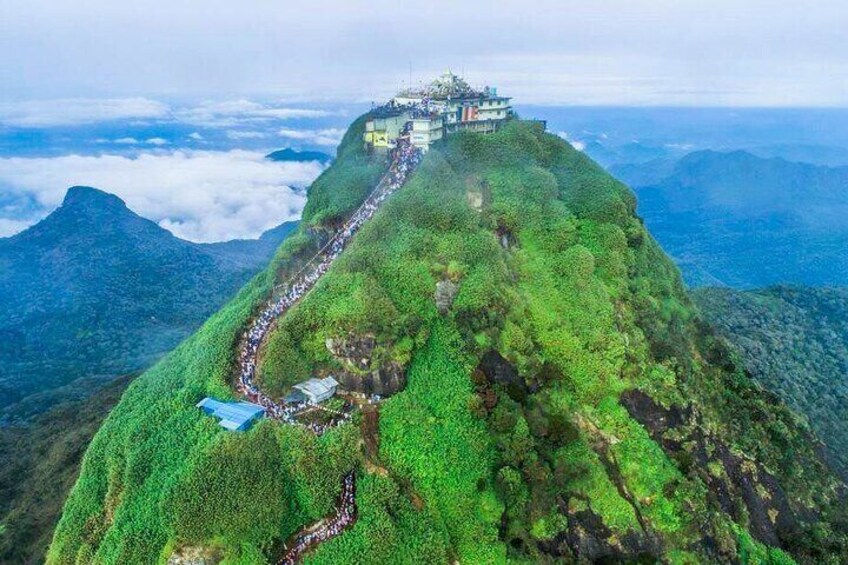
232, 139, 421, 563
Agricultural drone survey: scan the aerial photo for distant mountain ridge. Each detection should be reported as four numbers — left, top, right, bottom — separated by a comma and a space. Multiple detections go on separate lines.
266, 147, 333, 164
631, 150, 848, 287
0, 186, 297, 423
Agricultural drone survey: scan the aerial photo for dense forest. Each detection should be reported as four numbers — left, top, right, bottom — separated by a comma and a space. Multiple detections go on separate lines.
693, 286, 848, 480
0, 187, 296, 424
48, 119, 847, 564
0, 376, 132, 564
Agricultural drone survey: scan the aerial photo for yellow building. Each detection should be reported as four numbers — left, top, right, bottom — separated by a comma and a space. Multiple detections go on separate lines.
364, 71, 513, 153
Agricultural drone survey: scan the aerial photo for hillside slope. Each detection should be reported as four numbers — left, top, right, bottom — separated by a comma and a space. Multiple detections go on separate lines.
0, 187, 296, 423
49, 120, 846, 564
0, 376, 133, 564
693, 286, 848, 480
632, 150, 848, 287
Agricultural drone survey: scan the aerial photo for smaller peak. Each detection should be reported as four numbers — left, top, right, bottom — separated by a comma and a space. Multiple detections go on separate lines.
265, 148, 333, 164
62, 186, 128, 210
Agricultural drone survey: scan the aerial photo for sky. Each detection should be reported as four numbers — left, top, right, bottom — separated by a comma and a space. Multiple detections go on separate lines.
3, 0, 848, 106
2, 1, 848, 242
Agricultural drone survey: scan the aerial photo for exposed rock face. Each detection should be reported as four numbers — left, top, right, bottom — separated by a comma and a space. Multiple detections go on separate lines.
325, 334, 405, 396
466, 190, 483, 211
167, 546, 222, 565
540, 504, 656, 562
326, 334, 377, 371
334, 363, 405, 397
435, 280, 459, 314
465, 175, 486, 211
620, 389, 803, 550
479, 350, 528, 401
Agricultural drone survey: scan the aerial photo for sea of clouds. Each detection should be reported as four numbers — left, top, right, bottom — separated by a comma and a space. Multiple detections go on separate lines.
0, 150, 323, 242
0, 97, 357, 241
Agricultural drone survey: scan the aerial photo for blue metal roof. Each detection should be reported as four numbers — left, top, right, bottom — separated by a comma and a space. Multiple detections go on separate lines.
197, 398, 265, 431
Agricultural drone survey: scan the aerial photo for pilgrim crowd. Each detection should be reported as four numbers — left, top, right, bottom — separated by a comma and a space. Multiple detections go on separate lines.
278, 472, 357, 565
234, 140, 422, 433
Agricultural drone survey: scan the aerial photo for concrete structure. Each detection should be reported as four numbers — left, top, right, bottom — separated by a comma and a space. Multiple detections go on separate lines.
291, 376, 340, 404
365, 71, 513, 153
197, 398, 265, 431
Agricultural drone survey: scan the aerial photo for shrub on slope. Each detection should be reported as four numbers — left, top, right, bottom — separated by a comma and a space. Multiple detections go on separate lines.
50, 119, 847, 564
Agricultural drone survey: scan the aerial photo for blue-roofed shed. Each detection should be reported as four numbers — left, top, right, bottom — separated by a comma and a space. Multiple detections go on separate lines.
197, 398, 265, 431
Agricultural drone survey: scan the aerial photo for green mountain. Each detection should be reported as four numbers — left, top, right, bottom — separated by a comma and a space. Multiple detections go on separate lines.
630, 150, 848, 288
49, 120, 847, 564
693, 286, 848, 480
266, 148, 334, 165
0, 187, 297, 423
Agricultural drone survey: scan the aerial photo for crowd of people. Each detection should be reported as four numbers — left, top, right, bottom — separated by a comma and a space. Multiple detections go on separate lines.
294, 405, 353, 436
234, 139, 422, 434
278, 472, 356, 565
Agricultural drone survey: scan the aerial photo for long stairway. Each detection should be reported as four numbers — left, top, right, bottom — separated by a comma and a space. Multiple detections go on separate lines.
232, 141, 420, 562
235, 140, 420, 423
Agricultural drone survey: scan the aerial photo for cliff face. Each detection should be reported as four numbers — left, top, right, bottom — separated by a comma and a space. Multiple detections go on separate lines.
49, 120, 846, 564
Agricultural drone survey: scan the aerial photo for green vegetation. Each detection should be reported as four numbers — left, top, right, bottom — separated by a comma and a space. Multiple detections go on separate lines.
693, 286, 848, 479
50, 119, 847, 564
0, 375, 132, 564
631, 150, 848, 287
0, 186, 297, 424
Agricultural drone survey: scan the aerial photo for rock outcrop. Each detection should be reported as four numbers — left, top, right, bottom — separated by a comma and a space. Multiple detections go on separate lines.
325, 334, 406, 396
434, 279, 459, 314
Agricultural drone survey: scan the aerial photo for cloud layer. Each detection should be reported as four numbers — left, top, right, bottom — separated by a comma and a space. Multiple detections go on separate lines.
0, 98, 169, 127
3, 1, 848, 106
0, 150, 323, 242
0, 97, 338, 129
277, 128, 345, 147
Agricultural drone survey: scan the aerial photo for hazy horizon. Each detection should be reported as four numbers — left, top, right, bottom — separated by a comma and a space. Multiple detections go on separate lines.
4, 0, 848, 241
4, 0, 848, 106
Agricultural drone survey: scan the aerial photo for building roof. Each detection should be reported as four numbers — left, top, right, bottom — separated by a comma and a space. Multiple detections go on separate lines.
293, 376, 339, 399
197, 398, 265, 430
398, 71, 482, 101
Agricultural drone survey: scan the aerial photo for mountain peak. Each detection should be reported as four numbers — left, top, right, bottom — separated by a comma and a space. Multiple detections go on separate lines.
265, 148, 333, 164
62, 186, 129, 211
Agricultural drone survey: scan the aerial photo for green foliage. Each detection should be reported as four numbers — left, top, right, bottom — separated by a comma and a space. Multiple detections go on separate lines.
693, 286, 848, 479
0, 376, 131, 565
733, 523, 797, 565
0, 186, 297, 424
300, 115, 384, 227
304, 473, 449, 565
379, 322, 505, 563
50, 118, 847, 565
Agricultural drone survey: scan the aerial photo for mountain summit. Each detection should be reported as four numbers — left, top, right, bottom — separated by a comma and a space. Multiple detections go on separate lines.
62, 185, 128, 208
50, 118, 847, 564
0, 186, 296, 423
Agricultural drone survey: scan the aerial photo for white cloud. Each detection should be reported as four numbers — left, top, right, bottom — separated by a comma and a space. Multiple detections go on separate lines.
187, 132, 204, 140
557, 130, 586, 151
0, 218, 32, 238
9, 1, 848, 106
0, 96, 334, 130
0, 98, 170, 127
114, 137, 139, 144
174, 100, 331, 127
0, 150, 324, 242
226, 130, 268, 140
145, 137, 169, 146
277, 127, 345, 147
